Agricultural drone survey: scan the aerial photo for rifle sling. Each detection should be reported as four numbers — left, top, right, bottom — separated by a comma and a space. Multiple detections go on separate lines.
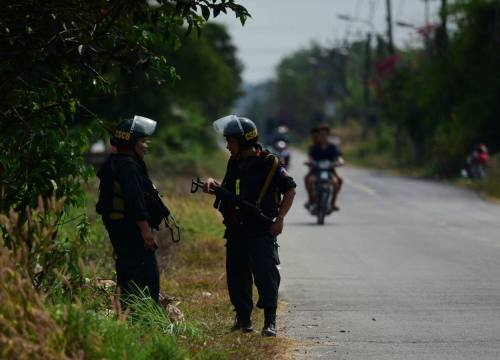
256, 154, 279, 208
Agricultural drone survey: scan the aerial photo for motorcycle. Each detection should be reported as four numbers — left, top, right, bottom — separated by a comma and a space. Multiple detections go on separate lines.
271, 140, 291, 169
307, 160, 335, 225
461, 146, 489, 180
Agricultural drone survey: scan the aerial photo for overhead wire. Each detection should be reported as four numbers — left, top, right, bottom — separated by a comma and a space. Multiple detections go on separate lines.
342, 0, 363, 44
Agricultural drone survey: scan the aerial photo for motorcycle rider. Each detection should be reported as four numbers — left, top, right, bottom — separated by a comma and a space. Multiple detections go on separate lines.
305, 124, 344, 212
202, 115, 296, 337
271, 125, 290, 144
272, 139, 291, 169
269, 125, 291, 168
465, 143, 489, 179
96, 116, 161, 304
308, 126, 320, 148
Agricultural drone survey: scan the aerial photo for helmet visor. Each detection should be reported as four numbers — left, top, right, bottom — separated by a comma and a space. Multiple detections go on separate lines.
132, 115, 157, 136
213, 114, 241, 135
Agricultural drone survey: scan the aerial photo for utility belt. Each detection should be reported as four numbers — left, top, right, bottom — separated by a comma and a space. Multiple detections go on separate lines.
222, 201, 274, 229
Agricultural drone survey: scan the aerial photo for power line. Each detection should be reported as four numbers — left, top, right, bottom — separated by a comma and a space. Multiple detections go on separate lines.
385, 0, 395, 54
343, 0, 363, 44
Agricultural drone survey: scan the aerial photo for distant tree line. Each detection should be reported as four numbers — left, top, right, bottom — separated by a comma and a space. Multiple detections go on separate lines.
380, 0, 500, 174
242, 0, 499, 175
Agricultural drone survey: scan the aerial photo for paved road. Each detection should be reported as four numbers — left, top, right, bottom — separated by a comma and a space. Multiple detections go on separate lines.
279, 151, 500, 359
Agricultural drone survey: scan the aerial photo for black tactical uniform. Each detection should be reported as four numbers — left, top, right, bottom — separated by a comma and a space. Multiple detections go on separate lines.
96, 116, 161, 303
97, 154, 160, 302
211, 115, 296, 336
217, 152, 296, 324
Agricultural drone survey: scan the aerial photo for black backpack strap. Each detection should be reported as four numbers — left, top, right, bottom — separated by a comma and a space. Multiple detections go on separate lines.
256, 153, 280, 209
108, 157, 125, 220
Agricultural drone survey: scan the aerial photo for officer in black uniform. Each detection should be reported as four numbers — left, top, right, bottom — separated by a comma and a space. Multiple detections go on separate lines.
96, 116, 161, 304
203, 115, 296, 337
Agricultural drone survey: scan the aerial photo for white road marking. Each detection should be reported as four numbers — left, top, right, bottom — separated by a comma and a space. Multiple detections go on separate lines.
344, 177, 377, 196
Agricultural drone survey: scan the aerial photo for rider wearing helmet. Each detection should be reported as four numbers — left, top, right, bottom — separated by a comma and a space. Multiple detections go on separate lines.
271, 125, 291, 168
96, 115, 161, 304
465, 143, 489, 179
203, 115, 296, 337
476, 144, 489, 165
305, 123, 344, 212
270, 125, 290, 144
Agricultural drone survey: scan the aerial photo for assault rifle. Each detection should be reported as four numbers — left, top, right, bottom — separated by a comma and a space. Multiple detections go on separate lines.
190, 177, 274, 223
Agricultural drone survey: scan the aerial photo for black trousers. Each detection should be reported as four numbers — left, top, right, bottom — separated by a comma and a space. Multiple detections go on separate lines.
225, 231, 281, 319
104, 220, 160, 303
115, 252, 160, 303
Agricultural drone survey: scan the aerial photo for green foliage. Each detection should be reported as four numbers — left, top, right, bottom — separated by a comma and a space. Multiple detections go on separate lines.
54, 301, 188, 360
463, 154, 500, 199
0, 246, 67, 360
125, 289, 196, 336
169, 23, 243, 119
89, 22, 243, 172
0, 6, 247, 356
169, 196, 225, 243
378, 0, 500, 174
0, 195, 89, 296
243, 43, 348, 137
0, 2, 247, 316
0, 0, 249, 215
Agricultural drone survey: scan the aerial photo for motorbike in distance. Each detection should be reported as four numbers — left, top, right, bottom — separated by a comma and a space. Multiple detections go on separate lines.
461, 144, 489, 180
305, 160, 341, 225
271, 139, 291, 169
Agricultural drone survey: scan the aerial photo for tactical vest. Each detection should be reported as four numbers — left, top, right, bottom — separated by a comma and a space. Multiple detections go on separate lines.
216, 151, 281, 227
96, 156, 169, 229
96, 157, 126, 220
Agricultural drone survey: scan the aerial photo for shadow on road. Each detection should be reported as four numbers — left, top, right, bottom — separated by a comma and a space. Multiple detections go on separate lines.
286, 221, 335, 227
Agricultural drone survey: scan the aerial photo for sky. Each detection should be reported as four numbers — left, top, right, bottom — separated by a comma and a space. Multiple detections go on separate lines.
217, 0, 442, 84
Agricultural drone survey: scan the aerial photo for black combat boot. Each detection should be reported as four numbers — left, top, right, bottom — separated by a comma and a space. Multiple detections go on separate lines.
262, 321, 276, 337
262, 307, 277, 337
230, 314, 253, 333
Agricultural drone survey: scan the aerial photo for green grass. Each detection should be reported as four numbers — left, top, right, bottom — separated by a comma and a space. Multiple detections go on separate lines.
52, 301, 188, 360
162, 197, 296, 360
454, 155, 500, 200
23, 148, 295, 359
337, 121, 500, 199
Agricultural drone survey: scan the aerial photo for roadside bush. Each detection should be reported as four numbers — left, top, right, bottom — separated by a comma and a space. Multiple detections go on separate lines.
0, 246, 67, 360
354, 123, 395, 160
0, 195, 88, 297
56, 302, 187, 360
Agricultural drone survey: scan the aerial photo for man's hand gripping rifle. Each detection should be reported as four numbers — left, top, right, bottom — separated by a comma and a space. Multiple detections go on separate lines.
190, 178, 274, 223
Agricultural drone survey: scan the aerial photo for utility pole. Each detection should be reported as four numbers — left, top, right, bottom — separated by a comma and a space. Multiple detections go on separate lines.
436, 0, 448, 53
386, 0, 400, 158
362, 33, 372, 140
386, 0, 394, 54
423, 0, 431, 50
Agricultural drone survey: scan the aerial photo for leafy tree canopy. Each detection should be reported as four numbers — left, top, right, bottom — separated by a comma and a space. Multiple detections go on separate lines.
0, 1, 249, 214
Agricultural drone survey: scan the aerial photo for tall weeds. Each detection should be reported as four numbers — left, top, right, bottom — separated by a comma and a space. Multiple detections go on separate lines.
0, 194, 86, 295
0, 246, 68, 360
